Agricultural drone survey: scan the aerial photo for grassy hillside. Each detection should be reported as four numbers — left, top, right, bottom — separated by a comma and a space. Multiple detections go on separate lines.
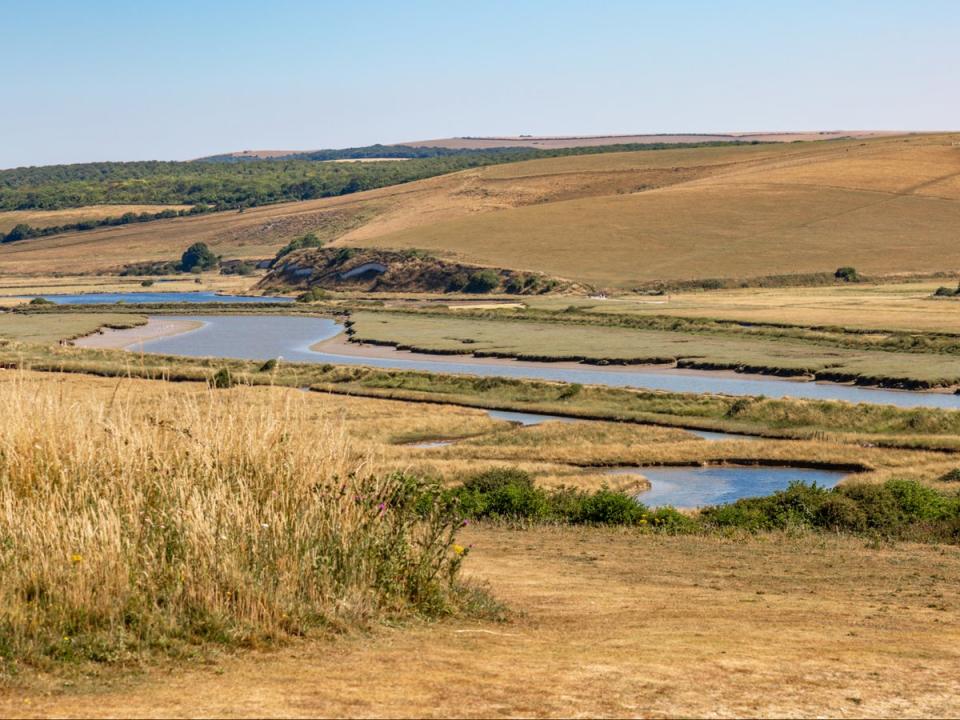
2, 133, 958, 284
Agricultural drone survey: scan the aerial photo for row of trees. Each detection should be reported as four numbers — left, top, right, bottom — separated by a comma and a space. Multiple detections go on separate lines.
0, 206, 211, 244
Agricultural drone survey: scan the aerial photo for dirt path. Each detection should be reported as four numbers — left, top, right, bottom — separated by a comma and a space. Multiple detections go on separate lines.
3, 526, 958, 717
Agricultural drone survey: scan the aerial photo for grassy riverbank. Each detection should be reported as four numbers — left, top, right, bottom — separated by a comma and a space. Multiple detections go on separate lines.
3, 337, 960, 450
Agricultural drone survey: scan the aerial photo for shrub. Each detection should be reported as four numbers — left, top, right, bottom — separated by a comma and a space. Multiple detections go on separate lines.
455, 468, 549, 520
296, 287, 328, 303
28, 297, 54, 306
933, 286, 957, 297
180, 242, 219, 272
558, 383, 583, 400
259, 358, 278, 372
939, 468, 960, 483
834, 266, 859, 282
273, 232, 324, 264
464, 269, 500, 293
140, 279, 155, 287
446, 272, 469, 292
815, 494, 867, 531
2, 223, 32, 243
573, 486, 648, 525
209, 367, 234, 389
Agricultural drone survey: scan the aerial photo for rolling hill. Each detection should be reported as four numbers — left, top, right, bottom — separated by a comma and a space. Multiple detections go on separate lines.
1, 132, 958, 288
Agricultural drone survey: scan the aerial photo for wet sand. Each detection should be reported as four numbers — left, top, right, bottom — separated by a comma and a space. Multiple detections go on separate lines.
74, 318, 204, 350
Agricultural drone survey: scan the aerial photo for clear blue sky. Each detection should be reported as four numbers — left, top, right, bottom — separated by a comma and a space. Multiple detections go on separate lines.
3, 0, 957, 168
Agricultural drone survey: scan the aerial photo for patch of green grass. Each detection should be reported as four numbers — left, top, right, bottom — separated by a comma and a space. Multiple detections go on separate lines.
0, 313, 147, 343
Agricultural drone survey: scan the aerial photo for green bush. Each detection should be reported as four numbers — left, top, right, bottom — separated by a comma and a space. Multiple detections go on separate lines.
209, 368, 234, 389
273, 232, 324, 264
259, 358, 278, 372
180, 242, 219, 272
140, 279, 155, 287
28, 297, 54, 306
834, 266, 859, 282
939, 468, 960, 483
573, 486, 648, 524
464, 269, 500, 293
296, 287, 328, 303
456, 468, 549, 520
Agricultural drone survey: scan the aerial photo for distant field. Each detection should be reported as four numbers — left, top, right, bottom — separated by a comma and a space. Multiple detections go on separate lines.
527, 282, 960, 333
2, 133, 959, 286
0, 204, 191, 233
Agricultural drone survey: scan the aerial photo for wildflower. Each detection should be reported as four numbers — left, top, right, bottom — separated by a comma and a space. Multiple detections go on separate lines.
261, 523, 269, 529
461, 519, 470, 527
70, 553, 83, 564
452, 544, 465, 556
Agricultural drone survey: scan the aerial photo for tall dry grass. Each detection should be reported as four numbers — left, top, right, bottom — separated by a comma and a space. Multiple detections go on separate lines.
0, 375, 467, 673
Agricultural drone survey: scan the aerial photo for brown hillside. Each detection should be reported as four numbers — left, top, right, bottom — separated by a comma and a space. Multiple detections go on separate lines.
2, 133, 958, 287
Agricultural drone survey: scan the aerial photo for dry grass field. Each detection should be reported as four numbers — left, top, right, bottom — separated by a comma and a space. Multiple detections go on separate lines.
0, 372, 957, 716
4, 526, 958, 717
0, 205, 191, 233
529, 282, 960, 333
2, 133, 959, 287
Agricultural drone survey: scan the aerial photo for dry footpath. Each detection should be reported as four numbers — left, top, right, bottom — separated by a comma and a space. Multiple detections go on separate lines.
4, 526, 958, 718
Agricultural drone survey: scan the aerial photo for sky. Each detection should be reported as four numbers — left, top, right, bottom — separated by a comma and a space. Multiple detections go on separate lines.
2, 0, 958, 168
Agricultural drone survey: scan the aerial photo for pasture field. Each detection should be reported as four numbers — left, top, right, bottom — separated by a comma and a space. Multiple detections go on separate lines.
345, 309, 960, 388
0, 205, 191, 234
3, 133, 960, 286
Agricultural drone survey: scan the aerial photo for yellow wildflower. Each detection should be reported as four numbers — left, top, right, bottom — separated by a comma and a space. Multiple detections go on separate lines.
70, 553, 83, 564
452, 544, 465, 556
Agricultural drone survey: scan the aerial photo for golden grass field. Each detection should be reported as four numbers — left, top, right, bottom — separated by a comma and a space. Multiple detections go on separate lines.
0, 205, 191, 233
2, 133, 960, 287
529, 281, 960, 333
5, 525, 959, 717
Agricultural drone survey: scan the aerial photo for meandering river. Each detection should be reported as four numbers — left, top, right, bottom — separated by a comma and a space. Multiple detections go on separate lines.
100, 315, 960, 410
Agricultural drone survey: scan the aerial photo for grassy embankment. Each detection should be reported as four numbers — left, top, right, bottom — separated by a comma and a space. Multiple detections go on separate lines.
0, 373, 484, 678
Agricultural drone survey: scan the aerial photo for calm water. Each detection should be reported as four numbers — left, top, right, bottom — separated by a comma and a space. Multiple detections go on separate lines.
133, 315, 960, 409
606, 466, 845, 508
38, 292, 290, 305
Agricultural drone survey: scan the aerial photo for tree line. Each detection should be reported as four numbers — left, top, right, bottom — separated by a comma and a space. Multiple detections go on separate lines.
1, 140, 762, 213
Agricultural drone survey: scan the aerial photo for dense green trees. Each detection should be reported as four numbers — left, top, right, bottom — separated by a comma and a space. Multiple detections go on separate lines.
0, 141, 755, 213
